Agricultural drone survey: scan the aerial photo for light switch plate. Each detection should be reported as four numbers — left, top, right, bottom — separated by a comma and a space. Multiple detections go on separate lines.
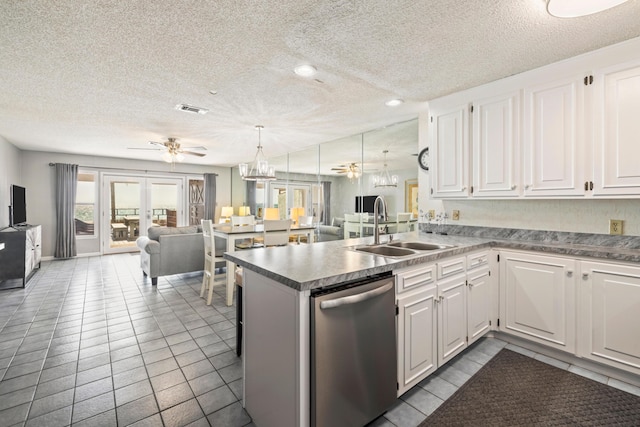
609, 219, 623, 235
452, 210, 460, 220
0, 242, 4, 250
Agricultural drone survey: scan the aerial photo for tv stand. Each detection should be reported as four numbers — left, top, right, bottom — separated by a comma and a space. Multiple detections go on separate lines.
0, 225, 41, 289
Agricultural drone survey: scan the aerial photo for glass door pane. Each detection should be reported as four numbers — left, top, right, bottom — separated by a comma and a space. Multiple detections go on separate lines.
148, 179, 181, 228
103, 175, 184, 254
104, 176, 144, 254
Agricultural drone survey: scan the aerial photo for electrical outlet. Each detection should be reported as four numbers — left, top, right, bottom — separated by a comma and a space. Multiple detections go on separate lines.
609, 219, 623, 235
428, 210, 435, 220
452, 210, 460, 220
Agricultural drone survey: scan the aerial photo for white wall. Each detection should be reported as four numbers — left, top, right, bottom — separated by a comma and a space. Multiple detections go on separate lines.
21, 151, 231, 257
0, 136, 22, 228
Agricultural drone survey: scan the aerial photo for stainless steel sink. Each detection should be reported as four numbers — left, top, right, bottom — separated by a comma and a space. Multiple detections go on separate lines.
387, 241, 454, 251
354, 245, 417, 257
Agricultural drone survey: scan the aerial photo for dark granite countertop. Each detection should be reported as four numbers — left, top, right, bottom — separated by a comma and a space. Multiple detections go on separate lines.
223, 226, 640, 292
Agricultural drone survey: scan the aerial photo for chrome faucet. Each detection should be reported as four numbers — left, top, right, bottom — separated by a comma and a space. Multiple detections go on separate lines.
373, 195, 388, 245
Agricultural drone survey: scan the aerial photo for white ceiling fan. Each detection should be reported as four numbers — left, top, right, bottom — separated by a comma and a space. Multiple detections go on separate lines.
129, 137, 207, 163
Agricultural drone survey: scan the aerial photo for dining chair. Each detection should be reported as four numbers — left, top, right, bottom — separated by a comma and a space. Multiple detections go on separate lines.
231, 215, 257, 249
293, 215, 314, 243
263, 219, 292, 247
201, 219, 226, 305
396, 212, 413, 233
343, 213, 363, 239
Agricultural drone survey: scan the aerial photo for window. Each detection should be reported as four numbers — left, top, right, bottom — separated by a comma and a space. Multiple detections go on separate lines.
75, 172, 97, 236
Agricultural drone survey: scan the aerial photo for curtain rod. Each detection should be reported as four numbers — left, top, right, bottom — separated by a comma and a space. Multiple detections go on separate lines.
48, 162, 218, 176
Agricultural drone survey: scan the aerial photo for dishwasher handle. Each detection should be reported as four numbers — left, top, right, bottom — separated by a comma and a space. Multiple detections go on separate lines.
320, 281, 393, 310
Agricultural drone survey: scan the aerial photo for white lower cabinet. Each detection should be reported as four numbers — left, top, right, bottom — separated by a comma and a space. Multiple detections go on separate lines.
580, 261, 640, 375
395, 251, 494, 396
396, 285, 438, 395
500, 251, 576, 353
437, 273, 467, 366
467, 266, 492, 345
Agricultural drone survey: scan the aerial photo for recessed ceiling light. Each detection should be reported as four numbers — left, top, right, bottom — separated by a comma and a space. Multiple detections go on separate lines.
385, 99, 404, 107
547, 0, 630, 17
209, 89, 218, 95
294, 64, 317, 77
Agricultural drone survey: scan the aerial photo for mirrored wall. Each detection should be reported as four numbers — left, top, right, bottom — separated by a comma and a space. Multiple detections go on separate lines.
231, 118, 418, 230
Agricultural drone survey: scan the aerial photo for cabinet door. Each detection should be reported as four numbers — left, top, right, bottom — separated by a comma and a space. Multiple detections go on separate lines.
592, 60, 640, 196
500, 251, 576, 353
430, 104, 469, 198
397, 286, 437, 395
580, 261, 640, 374
467, 266, 492, 345
437, 274, 467, 366
523, 76, 585, 197
472, 92, 520, 197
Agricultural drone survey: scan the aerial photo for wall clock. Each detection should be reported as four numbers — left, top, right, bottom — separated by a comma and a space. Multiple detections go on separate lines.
418, 147, 429, 171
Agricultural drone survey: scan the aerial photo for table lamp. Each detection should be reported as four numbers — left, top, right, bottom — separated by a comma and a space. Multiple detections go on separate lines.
264, 208, 279, 220
220, 206, 234, 223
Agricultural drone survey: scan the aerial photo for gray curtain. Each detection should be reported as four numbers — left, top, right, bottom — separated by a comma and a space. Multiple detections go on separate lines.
246, 181, 257, 216
322, 181, 331, 225
54, 163, 78, 259
204, 173, 217, 220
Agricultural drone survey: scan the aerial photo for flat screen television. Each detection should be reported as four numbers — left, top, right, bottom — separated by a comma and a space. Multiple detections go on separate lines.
10, 184, 27, 226
355, 195, 378, 214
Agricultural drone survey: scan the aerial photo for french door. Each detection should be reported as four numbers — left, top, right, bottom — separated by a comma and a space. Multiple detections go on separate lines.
268, 182, 312, 220
102, 175, 184, 254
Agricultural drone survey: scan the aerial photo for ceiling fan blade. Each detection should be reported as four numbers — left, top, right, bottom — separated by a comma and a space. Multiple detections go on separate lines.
181, 146, 207, 151
180, 151, 207, 157
148, 141, 167, 148
128, 147, 161, 151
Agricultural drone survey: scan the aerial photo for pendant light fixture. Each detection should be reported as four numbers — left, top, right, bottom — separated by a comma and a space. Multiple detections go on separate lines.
239, 125, 276, 181
373, 150, 398, 188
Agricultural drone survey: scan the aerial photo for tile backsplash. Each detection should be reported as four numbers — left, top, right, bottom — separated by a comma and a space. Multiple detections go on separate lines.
427, 199, 640, 236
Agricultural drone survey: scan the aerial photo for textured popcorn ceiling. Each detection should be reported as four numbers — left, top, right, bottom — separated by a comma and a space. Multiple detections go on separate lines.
1, 0, 640, 172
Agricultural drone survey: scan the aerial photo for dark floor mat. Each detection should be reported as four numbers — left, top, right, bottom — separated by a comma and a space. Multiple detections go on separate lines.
420, 349, 640, 426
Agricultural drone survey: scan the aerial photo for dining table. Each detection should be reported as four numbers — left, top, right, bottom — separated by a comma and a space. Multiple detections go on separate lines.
122, 215, 140, 240
213, 223, 316, 306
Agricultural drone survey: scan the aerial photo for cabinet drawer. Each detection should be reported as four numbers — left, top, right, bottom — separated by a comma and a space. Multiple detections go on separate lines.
467, 251, 489, 270
437, 257, 466, 280
395, 264, 436, 294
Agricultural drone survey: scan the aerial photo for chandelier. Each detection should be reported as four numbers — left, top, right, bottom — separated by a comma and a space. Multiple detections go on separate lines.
373, 150, 398, 188
239, 125, 276, 181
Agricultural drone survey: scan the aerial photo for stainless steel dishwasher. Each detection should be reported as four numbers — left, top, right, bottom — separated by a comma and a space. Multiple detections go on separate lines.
310, 272, 397, 427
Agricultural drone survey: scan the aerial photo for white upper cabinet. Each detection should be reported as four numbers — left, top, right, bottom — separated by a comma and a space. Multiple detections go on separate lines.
472, 92, 520, 197
592, 60, 640, 196
427, 37, 640, 199
522, 75, 586, 197
430, 103, 470, 198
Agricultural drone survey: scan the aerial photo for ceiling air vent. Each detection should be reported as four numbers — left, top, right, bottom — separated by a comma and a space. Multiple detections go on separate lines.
175, 104, 209, 115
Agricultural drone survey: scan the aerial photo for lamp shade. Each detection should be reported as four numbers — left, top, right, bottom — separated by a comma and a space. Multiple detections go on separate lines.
290, 207, 305, 224
221, 206, 234, 218
264, 208, 280, 220
239, 206, 251, 216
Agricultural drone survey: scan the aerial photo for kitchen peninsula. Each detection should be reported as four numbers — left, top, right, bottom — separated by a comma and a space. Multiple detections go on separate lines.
225, 228, 640, 427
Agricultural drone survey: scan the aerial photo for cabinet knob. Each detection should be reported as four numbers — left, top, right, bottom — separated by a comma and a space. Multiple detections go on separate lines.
567, 270, 573, 277
461, 187, 467, 191
511, 185, 517, 190
525, 184, 530, 190
582, 273, 589, 280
